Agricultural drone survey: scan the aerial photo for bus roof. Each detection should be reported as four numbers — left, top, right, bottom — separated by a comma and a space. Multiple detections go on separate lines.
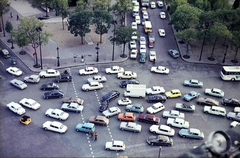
222, 66, 240, 72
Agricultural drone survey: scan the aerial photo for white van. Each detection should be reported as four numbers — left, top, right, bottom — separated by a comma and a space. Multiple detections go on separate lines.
144, 21, 152, 33
204, 106, 226, 116
132, 6, 139, 17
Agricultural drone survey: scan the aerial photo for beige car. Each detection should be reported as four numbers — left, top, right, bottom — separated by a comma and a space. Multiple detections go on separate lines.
89, 115, 109, 126
117, 71, 137, 79
197, 97, 219, 106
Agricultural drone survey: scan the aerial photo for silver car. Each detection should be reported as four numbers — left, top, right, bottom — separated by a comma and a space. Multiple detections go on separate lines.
102, 107, 121, 118
149, 125, 175, 136
87, 75, 107, 83
163, 110, 185, 119
205, 88, 224, 97
10, 79, 27, 90
120, 122, 142, 132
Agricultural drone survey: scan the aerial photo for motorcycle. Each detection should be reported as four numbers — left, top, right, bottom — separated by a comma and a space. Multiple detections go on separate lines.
11, 57, 16, 65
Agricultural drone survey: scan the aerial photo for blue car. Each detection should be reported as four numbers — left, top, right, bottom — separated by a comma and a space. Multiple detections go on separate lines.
139, 53, 146, 63
183, 91, 200, 101
179, 128, 204, 139
168, 49, 179, 58
76, 123, 95, 133
126, 103, 144, 113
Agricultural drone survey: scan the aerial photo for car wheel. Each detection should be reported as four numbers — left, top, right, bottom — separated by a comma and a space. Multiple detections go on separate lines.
119, 119, 121, 121
120, 77, 122, 79
46, 97, 48, 99
204, 111, 208, 113
168, 124, 172, 127
106, 148, 110, 151
151, 143, 154, 146
59, 96, 61, 98
86, 89, 89, 91
121, 128, 124, 131
182, 135, 186, 138
46, 114, 49, 117
164, 116, 168, 119
76, 129, 79, 132
126, 109, 130, 112
231, 78, 235, 81
168, 144, 171, 146
42, 76, 45, 78
44, 127, 48, 130
107, 72, 110, 74
148, 100, 152, 103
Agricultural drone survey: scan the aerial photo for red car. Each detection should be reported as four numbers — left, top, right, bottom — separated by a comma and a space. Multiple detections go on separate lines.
149, 40, 154, 48
138, 114, 160, 124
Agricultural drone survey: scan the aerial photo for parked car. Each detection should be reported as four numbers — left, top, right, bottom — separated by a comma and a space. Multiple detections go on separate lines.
149, 51, 156, 61
40, 83, 59, 90
44, 90, 64, 99
24, 75, 40, 83
175, 103, 195, 112
141, 6, 147, 13
120, 79, 139, 88
163, 110, 185, 119
43, 121, 68, 133
179, 128, 204, 139
88, 75, 107, 83
61, 103, 84, 113
105, 140, 125, 151
62, 97, 84, 105
230, 121, 240, 128
101, 90, 120, 102
149, 125, 175, 136
118, 98, 132, 106
183, 79, 203, 88
135, 15, 141, 24
234, 107, 240, 113
117, 71, 137, 79
118, 112, 136, 121
167, 118, 189, 128
132, 31, 138, 40
126, 103, 144, 113
227, 112, 240, 121
168, 49, 179, 58
165, 89, 181, 98
183, 91, 200, 101
79, 67, 98, 75
147, 95, 167, 103
19, 98, 41, 110
7, 102, 26, 115
20, 115, 31, 125
131, 22, 137, 30
55, 74, 72, 82
76, 123, 95, 133
157, 1, 163, 7
197, 97, 219, 106
203, 106, 226, 116
143, 12, 149, 19
1, 49, 11, 58
139, 53, 146, 63
102, 107, 121, 118
149, 40, 154, 48
142, 18, 146, 25
10, 79, 27, 90
147, 102, 165, 114
99, 101, 109, 112
6, 67, 23, 76
205, 88, 224, 97
148, 33, 155, 42
39, 69, 60, 78
158, 29, 165, 37
45, 108, 69, 120
89, 115, 109, 126
140, 36, 146, 45
146, 86, 165, 95
130, 49, 138, 59
151, 66, 169, 74
160, 12, 166, 19
105, 66, 124, 74
120, 122, 142, 132
138, 114, 160, 124
130, 40, 137, 50
222, 98, 240, 106
150, 2, 156, 8
147, 135, 173, 146
82, 82, 103, 91
140, 45, 146, 54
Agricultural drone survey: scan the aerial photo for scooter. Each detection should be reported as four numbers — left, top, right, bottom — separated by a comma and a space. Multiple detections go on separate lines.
11, 57, 16, 65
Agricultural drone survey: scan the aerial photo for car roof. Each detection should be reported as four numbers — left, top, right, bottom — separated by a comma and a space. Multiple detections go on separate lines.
112, 66, 120, 69
146, 114, 154, 119
109, 107, 118, 111
212, 88, 222, 92
127, 122, 137, 126
11, 79, 23, 84
125, 112, 134, 117
46, 69, 56, 72
90, 82, 99, 85
158, 135, 169, 140
170, 110, 179, 115
9, 102, 21, 108
153, 103, 163, 108
53, 109, 63, 114
189, 128, 200, 134
171, 89, 180, 93
211, 106, 225, 110
83, 122, 95, 128
52, 121, 63, 127
160, 125, 170, 131
113, 140, 124, 146
96, 115, 106, 120
133, 103, 142, 107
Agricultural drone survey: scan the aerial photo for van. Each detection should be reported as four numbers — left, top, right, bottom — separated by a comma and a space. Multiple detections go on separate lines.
204, 106, 226, 116
144, 21, 152, 33
132, 6, 139, 17
1, 49, 11, 58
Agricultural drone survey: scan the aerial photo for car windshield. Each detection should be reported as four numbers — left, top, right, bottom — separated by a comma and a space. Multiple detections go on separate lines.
60, 125, 64, 129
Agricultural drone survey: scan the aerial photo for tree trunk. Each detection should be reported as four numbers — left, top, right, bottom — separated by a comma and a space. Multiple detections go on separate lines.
123, 42, 126, 56
100, 34, 102, 43
62, 18, 64, 30
186, 43, 189, 55
81, 36, 83, 45
233, 47, 239, 61
211, 38, 218, 58
1, 16, 5, 37
45, 3, 49, 17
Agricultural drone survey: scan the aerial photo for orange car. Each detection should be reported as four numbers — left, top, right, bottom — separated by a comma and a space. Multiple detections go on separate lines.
118, 112, 136, 121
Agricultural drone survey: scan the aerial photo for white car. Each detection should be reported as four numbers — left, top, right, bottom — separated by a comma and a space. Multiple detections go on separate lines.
150, 2, 156, 8
132, 31, 138, 40
118, 97, 132, 106
150, 125, 175, 136
135, 15, 141, 24
87, 75, 107, 83
160, 12, 166, 19
130, 49, 138, 59
143, 12, 149, 19
130, 40, 137, 49
82, 82, 103, 91
132, 22, 137, 30
19, 98, 41, 110
105, 66, 124, 74
158, 29, 165, 37
134, 2, 140, 8
39, 69, 60, 78
105, 140, 126, 151
163, 110, 185, 119
6, 67, 23, 76
140, 44, 146, 54
205, 88, 224, 98
79, 67, 98, 75
234, 107, 240, 113
167, 118, 189, 128
151, 66, 169, 74
10, 79, 27, 90
7, 102, 26, 115
102, 107, 121, 118
43, 121, 68, 133
142, 18, 146, 25
120, 122, 142, 132
230, 121, 240, 128
45, 108, 69, 120
140, 36, 146, 45
23, 75, 40, 83
132, 0, 137, 4
147, 102, 165, 114
117, 71, 137, 79
204, 106, 226, 116
157, 1, 163, 7
149, 51, 156, 61
146, 86, 165, 95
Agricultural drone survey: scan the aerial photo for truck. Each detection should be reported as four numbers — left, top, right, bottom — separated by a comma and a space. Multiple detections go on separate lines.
141, 0, 149, 7
124, 84, 146, 98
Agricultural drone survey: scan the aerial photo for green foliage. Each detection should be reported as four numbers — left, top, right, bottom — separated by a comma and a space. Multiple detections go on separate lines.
168, 0, 188, 15
92, 0, 111, 11
29, 0, 54, 17
53, 0, 70, 30
230, 30, 240, 60
5, 20, 12, 33
175, 28, 196, 53
74, 0, 90, 12
233, 0, 239, 9
0, 0, 9, 16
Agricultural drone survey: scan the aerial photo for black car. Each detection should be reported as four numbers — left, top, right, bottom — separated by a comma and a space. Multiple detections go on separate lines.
147, 135, 173, 146
222, 98, 240, 106
120, 79, 140, 88
147, 95, 167, 103
99, 101, 109, 112
55, 74, 72, 82
40, 83, 59, 90
43, 90, 64, 99
101, 90, 120, 103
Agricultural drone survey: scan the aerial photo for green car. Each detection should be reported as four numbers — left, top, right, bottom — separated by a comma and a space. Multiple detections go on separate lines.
139, 53, 146, 63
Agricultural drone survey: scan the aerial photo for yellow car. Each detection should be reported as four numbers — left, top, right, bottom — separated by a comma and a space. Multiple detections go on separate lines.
20, 115, 31, 125
165, 89, 181, 98
141, 7, 147, 13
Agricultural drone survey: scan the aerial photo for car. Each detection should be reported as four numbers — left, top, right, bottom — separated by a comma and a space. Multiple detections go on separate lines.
79, 67, 98, 75
99, 101, 109, 112
118, 98, 132, 106
130, 49, 138, 59
230, 121, 240, 128
43, 121, 68, 133
167, 118, 189, 128
43, 90, 64, 99
134, 1, 139, 8
120, 79, 139, 88
146, 86, 165, 95
118, 112, 136, 121
147, 95, 167, 103
120, 122, 142, 132
130, 40, 137, 49
132, 31, 138, 40
143, 12, 149, 19
165, 89, 181, 98
82, 81, 103, 91
150, 125, 175, 136
126, 103, 144, 113
138, 114, 160, 124
183, 91, 200, 101
158, 29, 165, 37
147, 135, 173, 146
150, 2, 156, 8
141, 18, 146, 25
117, 71, 137, 79
40, 83, 59, 90
234, 107, 240, 113
151, 66, 169, 74
132, 0, 137, 4
183, 79, 203, 88
62, 97, 84, 105
222, 98, 240, 106
168, 49, 180, 58
160, 12, 166, 19
39, 69, 60, 78
24, 75, 40, 83
149, 51, 156, 61
205, 88, 224, 98
197, 97, 219, 106
140, 36, 146, 45
157, 1, 163, 7
89, 115, 109, 126
140, 44, 146, 54
102, 107, 121, 118
135, 15, 141, 24
131, 22, 137, 30
20, 115, 31, 125
148, 33, 155, 42
148, 40, 154, 48
6, 102, 26, 115
227, 112, 240, 121
54, 74, 72, 82
76, 123, 95, 133
1, 48, 11, 58
61, 102, 84, 113
105, 140, 126, 151
204, 106, 226, 116
179, 128, 204, 139
147, 102, 165, 114
101, 90, 120, 102
163, 110, 185, 119
10, 79, 27, 90
139, 53, 146, 63
6, 67, 23, 76
175, 103, 195, 112
105, 66, 124, 74
45, 108, 69, 120
87, 75, 107, 83
141, 7, 147, 13
19, 98, 41, 110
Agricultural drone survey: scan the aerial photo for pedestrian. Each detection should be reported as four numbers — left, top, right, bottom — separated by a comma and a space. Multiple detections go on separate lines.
10, 12, 12, 18
81, 55, 84, 63
17, 15, 19, 21
94, 132, 98, 141
153, 58, 156, 63
90, 131, 94, 139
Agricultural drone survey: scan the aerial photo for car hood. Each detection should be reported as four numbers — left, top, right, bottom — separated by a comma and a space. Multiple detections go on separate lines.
105, 142, 113, 148
147, 135, 158, 142
227, 112, 236, 117
179, 129, 189, 136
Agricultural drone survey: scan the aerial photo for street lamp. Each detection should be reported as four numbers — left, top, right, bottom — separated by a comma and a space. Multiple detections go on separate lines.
57, 47, 60, 67
112, 20, 118, 61
95, 43, 100, 62
158, 146, 162, 158
36, 27, 43, 69
222, 45, 229, 63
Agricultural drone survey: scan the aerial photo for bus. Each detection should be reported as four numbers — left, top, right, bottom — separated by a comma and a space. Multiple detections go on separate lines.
220, 66, 240, 81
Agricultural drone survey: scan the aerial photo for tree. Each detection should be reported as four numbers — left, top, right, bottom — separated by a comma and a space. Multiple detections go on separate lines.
30, 0, 54, 17
93, 10, 113, 43
74, 0, 90, 12
5, 20, 13, 44
68, 11, 93, 44
92, 0, 111, 11
53, 0, 70, 30
0, 0, 10, 37
230, 30, 240, 62
168, 0, 188, 15
109, 25, 134, 57
233, 0, 239, 9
